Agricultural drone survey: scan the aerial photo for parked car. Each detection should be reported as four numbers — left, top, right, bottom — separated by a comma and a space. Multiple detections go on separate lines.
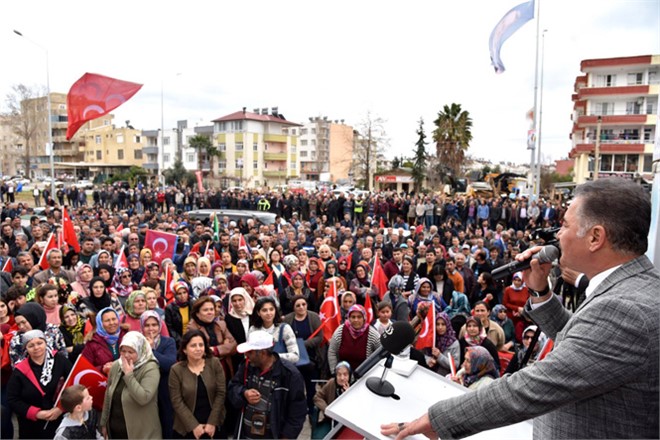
187, 209, 277, 226
74, 180, 94, 190
112, 181, 131, 190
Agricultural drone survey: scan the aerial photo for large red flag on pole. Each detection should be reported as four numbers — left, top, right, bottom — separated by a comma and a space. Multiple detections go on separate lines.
144, 230, 178, 265
312, 278, 342, 344
1, 258, 13, 273
371, 256, 389, 300
62, 207, 80, 253
54, 355, 107, 412
115, 245, 128, 270
66, 73, 143, 140
37, 233, 58, 270
414, 303, 435, 350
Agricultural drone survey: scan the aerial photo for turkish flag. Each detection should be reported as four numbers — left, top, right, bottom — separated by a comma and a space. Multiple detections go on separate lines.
116, 223, 124, 232
371, 256, 388, 300
62, 207, 80, 253
315, 278, 342, 344
1, 258, 12, 273
414, 303, 435, 350
538, 338, 554, 361
164, 264, 175, 304
364, 291, 374, 324
144, 230, 178, 265
66, 73, 143, 140
379, 217, 385, 229
238, 234, 250, 253
55, 355, 107, 412
37, 233, 58, 270
115, 245, 128, 270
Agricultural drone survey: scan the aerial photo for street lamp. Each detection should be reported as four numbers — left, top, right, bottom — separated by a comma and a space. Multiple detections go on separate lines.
14, 30, 55, 196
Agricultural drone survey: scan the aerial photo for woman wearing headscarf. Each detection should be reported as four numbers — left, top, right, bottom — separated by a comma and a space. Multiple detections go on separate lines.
127, 253, 144, 285
208, 273, 230, 315
9, 303, 67, 366
327, 304, 381, 372
58, 303, 86, 361
239, 272, 260, 302
312, 361, 355, 437
452, 345, 499, 390
281, 271, 316, 315
70, 264, 94, 299
77, 276, 124, 319
123, 290, 170, 336
316, 260, 346, 300
491, 304, 516, 350
383, 274, 410, 322
502, 271, 530, 326
443, 290, 471, 319
224, 287, 255, 373
349, 261, 379, 313
7, 330, 72, 439
197, 256, 212, 278
458, 316, 500, 374
95, 263, 115, 288
425, 312, 460, 376
109, 267, 137, 308
306, 257, 324, 301
81, 307, 127, 375
100, 331, 162, 439
408, 277, 447, 318
141, 310, 177, 439
337, 255, 355, 286
139, 248, 154, 267
165, 281, 193, 348
504, 324, 548, 375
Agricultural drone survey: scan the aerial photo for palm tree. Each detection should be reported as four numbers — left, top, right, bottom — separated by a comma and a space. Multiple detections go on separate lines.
432, 103, 473, 180
189, 134, 212, 173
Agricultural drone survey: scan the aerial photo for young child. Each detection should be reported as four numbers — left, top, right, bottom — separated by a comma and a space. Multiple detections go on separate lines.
373, 301, 393, 335
54, 385, 103, 440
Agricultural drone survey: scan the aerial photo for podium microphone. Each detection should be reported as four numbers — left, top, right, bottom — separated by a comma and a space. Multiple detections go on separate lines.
491, 245, 560, 280
354, 321, 416, 379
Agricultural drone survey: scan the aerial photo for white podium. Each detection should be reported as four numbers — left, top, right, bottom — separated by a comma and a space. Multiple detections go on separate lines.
325, 359, 533, 439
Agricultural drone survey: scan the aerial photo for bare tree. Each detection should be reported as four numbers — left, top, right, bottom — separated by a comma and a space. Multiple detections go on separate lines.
3, 84, 43, 177
352, 111, 389, 191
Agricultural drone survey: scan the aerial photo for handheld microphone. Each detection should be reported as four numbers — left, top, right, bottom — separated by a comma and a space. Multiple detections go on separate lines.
491, 245, 560, 280
354, 321, 415, 379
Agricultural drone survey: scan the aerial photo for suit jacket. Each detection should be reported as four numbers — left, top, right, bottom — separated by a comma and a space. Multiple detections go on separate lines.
33, 268, 76, 285
428, 255, 659, 439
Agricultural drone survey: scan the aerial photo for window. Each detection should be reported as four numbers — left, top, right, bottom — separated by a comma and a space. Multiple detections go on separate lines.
291, 146, 296, 153
96, 150, 102, 160
95, 135, 101, 144
644, 128, 653, 142
290, 161, 296, 169
163, 137, 170, 145
649, 71, 658, 85
134, 135, 141, 143
235, 159, 243, 169
164, 153, 170, 162
219, 143, 226, 151
643, 154, 652, 173
134, 150, 142, 159
291, 129, 297, 135
595, 102, 614, 115
301, 128, 308, 135
301, 139, 308, 146
300, 151, 308, 157
231, 121, 243, 131
253, 160, 258, 169
613, 154, 626, 172
219, 160, 226, 170
627, 72, 643, 85
187, 154, 194, 162
236, 142, 244, 151
626, 154, 638, 172
311, 128, 316, 134
311, 139, 316, 146
596, 74, 616, 87
626, 101, 642, 115
216, 122, 226, 131
103, 119, 110, 126
117, 134, 124, 143
118, 149, 124, 160
253, 143, 258, 151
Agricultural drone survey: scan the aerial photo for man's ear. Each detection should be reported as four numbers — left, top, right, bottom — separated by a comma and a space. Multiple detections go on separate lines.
589, 225, 606, 252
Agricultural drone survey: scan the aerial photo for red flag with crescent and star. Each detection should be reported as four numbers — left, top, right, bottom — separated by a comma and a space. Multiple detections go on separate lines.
315, 278, 342, 344
37, 233, 58, 270
62, 207, 80, 253
115, 245, 128, 270
66, 73, 143, 140
414, 303, 435, 350
371, 255, 388, 300
144, 230, 178, 265
1, 258, 12, 273
55, 354, 107, 411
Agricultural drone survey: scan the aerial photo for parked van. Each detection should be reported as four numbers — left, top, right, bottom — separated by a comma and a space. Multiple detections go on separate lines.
187, 209, 277, 226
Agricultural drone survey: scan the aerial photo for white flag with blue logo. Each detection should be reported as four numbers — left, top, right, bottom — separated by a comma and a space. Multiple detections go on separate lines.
489, 0, 535, 74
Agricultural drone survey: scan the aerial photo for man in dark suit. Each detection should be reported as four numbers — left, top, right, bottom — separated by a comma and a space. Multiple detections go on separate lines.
384, 179, 659, 439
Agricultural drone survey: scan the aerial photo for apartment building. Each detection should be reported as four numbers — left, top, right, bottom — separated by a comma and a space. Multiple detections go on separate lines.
298, 116, 354, 182
0, 115, 22, 177
569, 55, 658, 183
212, 108, 301, 189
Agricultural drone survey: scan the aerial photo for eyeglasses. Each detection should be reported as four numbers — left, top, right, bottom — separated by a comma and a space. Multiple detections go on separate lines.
121, 274, 131, 279
523, 335, 533, 341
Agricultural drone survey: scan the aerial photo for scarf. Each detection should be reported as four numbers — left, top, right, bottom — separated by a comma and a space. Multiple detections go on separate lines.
22, 330, 55, 386
125, 290, 146, 319
95, 307, 121, 345
15, 303, 47, 331
228, 287, 255, 319
88, 277, 112, 312
96, 264, 116, 288
435, 312, 457, 353
463, 346, 498, 387
140, 310, 162, 349
60, 304, 85, 345
344, 304, 368, 339
464, 317, 487, 346
119, 331, 156, 370
111, 268, 135, 298
75, 264, 92, 294
491, 304, 509, 327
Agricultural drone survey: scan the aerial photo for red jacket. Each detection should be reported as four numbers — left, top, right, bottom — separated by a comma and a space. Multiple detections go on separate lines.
80, 330, 126, 373
383, 260, 401, 281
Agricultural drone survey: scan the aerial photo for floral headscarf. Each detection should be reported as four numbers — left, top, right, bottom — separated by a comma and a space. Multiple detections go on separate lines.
344, 304, 368, 339
75, 264, 93, 292
140, 310, 163, 348
435, 311, 457, 353
463, 316, 487, 346
111, 267, 135, 298
124, 290, 147, 319
119, 331, 156, 370
463, 346, 498, 387
59, 303, 85, 345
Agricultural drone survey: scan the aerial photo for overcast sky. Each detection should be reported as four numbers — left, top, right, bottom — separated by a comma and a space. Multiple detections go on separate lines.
2, 0, 658, 165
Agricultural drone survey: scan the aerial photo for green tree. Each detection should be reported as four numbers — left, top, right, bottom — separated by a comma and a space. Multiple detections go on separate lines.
432, 103, 473, 180
163, 157, 195, 186
189, 134, 212, 173
392, 156, 401, 169
412, 118, 428, 194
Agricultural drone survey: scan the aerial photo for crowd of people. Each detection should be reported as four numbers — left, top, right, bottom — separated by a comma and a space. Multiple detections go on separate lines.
0, 181, 582, 439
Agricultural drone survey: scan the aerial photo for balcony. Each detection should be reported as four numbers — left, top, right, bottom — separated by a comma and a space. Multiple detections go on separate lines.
217, 152, 227, 159
264, 134, 287, 143
578, 84, 650, 98
142, 146, 158, 155
577, 114, 649, 126
143, 163, 158, 170
263, 170, 287, 177
264, 152, 287, 161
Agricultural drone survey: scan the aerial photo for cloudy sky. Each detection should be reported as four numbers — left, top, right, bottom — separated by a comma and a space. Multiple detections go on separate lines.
1, 0, 658, 165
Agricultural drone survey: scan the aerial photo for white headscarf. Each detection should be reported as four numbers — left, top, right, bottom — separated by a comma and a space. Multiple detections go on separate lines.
119, 331, 156, 370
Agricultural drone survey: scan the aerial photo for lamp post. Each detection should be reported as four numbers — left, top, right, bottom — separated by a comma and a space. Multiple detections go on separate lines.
535, 29, 548, 196
14, 30, 55, 196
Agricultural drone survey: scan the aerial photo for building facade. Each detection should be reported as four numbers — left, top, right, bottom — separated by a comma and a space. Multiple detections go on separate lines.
212, 108, 301, 189
298, 116, 354, 183
569, 55, 658, 183
0, 115, 23, 177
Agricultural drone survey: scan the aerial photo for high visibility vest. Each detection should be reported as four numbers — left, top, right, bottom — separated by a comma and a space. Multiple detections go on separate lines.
354, 200, 364, 213
258, 198, 271, 211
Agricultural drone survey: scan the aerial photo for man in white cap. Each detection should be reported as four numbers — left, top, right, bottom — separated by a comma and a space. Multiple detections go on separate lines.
227, 330, 306, 439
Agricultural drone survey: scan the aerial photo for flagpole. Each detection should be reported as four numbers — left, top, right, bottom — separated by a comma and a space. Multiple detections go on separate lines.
536, 28, 548, 198
531, 0, 542, 200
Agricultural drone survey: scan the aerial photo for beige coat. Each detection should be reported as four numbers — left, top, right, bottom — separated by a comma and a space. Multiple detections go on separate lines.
100, 359, 162, 439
